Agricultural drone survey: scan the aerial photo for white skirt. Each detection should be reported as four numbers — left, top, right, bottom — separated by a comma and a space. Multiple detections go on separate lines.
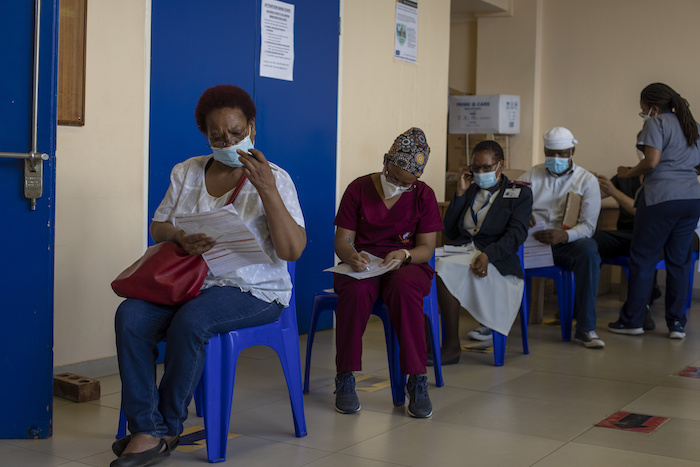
435, 250, 524, 336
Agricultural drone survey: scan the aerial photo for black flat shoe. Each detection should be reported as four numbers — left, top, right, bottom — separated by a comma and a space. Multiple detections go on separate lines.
426, 354, 460, 366
113, 435, 181, 457
110, 438, 170, 467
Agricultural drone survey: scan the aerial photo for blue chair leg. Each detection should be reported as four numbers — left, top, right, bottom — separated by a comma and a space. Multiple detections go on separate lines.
493, 332, 506, 366
372, 304, 406, 406
117, 408, 127, 439
203, 333, 237, 464
304, 293, 336, 394
424, 288, 444, 387
194, 378, 204, 418
554, 272, 574, 342
277, 328, 308, 437
520, 281, 530, 355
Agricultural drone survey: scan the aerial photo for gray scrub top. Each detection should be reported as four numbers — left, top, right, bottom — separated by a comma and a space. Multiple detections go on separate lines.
637, 113, 700, 206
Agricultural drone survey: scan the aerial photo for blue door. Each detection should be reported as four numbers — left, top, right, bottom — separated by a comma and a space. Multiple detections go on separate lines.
150, 0, 339, 331
0, 0, 59, 438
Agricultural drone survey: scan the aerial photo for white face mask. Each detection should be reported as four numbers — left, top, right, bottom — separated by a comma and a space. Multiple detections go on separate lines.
380, 173, 412, 199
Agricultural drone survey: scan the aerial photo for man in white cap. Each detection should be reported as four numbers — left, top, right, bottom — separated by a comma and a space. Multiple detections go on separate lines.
519, 127, 604, 348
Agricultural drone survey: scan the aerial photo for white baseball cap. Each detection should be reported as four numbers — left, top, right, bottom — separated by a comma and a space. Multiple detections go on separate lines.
543, 127, 578, 150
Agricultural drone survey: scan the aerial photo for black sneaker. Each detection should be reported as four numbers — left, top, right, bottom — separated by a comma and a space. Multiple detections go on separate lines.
574, 330, 605, 348
608, 321, 644, 335
643, 305, 655, 331
669, 321, 686, 339
334, 372, 360, 414
406, 374, 432, 418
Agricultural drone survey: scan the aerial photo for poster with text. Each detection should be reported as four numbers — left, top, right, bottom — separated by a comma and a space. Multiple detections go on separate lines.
394, 0, 418, 63
260, 0, 295, 81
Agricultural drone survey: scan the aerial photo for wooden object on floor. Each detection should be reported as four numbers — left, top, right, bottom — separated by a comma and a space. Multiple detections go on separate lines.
53, 373, 100, 402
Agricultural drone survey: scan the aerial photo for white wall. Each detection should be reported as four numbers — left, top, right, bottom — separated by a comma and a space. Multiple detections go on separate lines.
448, 17, 477, 94
476, 0, 700, 175
54, 0, 150, 367
338, 0, 451, 203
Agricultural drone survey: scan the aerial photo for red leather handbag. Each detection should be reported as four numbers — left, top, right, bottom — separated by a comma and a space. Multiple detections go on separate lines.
111, 172, 247, 306
111, 241, 209, 306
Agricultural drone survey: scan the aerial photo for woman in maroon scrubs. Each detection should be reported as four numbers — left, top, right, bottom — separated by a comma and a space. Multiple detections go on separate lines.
332, 127, 443, 418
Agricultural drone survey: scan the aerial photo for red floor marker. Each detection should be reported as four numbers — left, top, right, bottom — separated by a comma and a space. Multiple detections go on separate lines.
596, 412, 669, 433
678, 367, 700, 378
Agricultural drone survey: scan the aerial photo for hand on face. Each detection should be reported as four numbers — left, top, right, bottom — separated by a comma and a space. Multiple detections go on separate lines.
238, 148, 276, 194
456, 168, 474, 196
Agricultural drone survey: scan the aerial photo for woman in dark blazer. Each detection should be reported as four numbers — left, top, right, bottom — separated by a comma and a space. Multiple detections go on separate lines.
435, 140, 532, 364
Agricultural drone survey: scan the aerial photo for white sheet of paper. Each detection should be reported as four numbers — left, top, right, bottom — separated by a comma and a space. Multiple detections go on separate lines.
324, 251, 402, 280
260, 0, 295, 81
175, 205, 272, 276
524, 221, 555, 269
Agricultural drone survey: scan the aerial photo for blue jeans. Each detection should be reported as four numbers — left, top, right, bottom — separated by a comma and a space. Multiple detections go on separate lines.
115, 286, 283, 437
620, 197, 700, 328
552, 238, 601, 333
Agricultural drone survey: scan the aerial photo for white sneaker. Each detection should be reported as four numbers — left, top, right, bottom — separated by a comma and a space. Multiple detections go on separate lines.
467, 325, 493, 341
575, 330, 605, 349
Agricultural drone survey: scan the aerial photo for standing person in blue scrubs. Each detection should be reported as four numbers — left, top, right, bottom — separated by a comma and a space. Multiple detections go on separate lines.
609, 83, 700, 339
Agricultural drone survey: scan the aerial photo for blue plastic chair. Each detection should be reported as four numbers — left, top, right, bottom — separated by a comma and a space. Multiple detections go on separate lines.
303, 256, 443, 407
492, 244, 529, 366
524, 265, 575, 341
601, 251, 698, 311
117, 262, 306, 463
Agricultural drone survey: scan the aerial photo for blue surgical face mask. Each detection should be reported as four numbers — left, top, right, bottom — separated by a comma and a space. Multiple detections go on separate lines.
473, 170, 498, 190
545, 156, 570, 175
210, 129, 254, 168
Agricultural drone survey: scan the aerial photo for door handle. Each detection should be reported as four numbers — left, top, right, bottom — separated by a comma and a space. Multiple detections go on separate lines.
0, 0, 47, 211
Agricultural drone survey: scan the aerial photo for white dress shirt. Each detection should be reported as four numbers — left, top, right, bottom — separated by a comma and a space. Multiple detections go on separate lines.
153, 155, 305, 306
519, 162, 600, 243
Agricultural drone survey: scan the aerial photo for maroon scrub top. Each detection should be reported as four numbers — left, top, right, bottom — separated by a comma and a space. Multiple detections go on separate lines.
334, 174, 443, 258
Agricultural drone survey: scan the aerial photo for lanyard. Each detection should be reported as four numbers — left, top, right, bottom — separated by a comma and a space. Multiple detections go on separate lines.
469, 184, 501, 226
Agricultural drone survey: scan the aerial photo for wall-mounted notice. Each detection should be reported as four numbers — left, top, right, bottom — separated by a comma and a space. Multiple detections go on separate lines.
260, 0, 295, 81
394, 0, 418, 64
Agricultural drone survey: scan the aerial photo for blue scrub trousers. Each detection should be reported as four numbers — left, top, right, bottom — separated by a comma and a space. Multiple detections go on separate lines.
619, 196, 700, 328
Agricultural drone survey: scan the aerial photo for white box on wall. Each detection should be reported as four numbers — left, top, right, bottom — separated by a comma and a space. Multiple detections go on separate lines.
448, 94, 520, 134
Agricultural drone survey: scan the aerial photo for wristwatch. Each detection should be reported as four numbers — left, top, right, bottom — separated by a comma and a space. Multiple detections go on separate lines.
402, 249, 412, 264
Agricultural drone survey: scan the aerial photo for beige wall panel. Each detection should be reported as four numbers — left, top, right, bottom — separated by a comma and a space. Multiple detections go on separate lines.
339, 0, 451, 203
54, 0, 149, 366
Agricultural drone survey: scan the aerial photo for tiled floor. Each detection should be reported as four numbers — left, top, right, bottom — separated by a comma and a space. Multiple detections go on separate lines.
3, 292, 700, 466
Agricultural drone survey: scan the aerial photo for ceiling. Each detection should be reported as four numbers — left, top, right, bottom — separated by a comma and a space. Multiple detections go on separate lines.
450, 0, 508, 15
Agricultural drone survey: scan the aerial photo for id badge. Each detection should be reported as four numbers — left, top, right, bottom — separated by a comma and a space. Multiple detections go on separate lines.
503, 188, 521, 198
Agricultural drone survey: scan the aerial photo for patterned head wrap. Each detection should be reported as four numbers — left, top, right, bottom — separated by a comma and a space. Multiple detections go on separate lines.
384, 127, 430, 177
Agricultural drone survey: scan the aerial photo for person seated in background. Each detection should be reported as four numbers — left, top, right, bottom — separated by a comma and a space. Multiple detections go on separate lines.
519, 127, 604, 348
332, 127, 443, 418
592, 136, 660, 330
435, 140, 532, 364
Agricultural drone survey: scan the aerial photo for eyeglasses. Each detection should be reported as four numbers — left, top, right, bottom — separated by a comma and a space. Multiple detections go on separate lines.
383, 167, 416, 190
469, 161, 500, 173
207, 126, 250, 149
639, 108, 653, 119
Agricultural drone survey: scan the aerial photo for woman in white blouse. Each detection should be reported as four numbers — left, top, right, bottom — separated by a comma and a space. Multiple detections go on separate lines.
111, 85, 306, 467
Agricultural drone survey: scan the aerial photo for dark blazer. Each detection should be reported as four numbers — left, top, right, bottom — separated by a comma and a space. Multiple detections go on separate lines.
443, 175, 533, 278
